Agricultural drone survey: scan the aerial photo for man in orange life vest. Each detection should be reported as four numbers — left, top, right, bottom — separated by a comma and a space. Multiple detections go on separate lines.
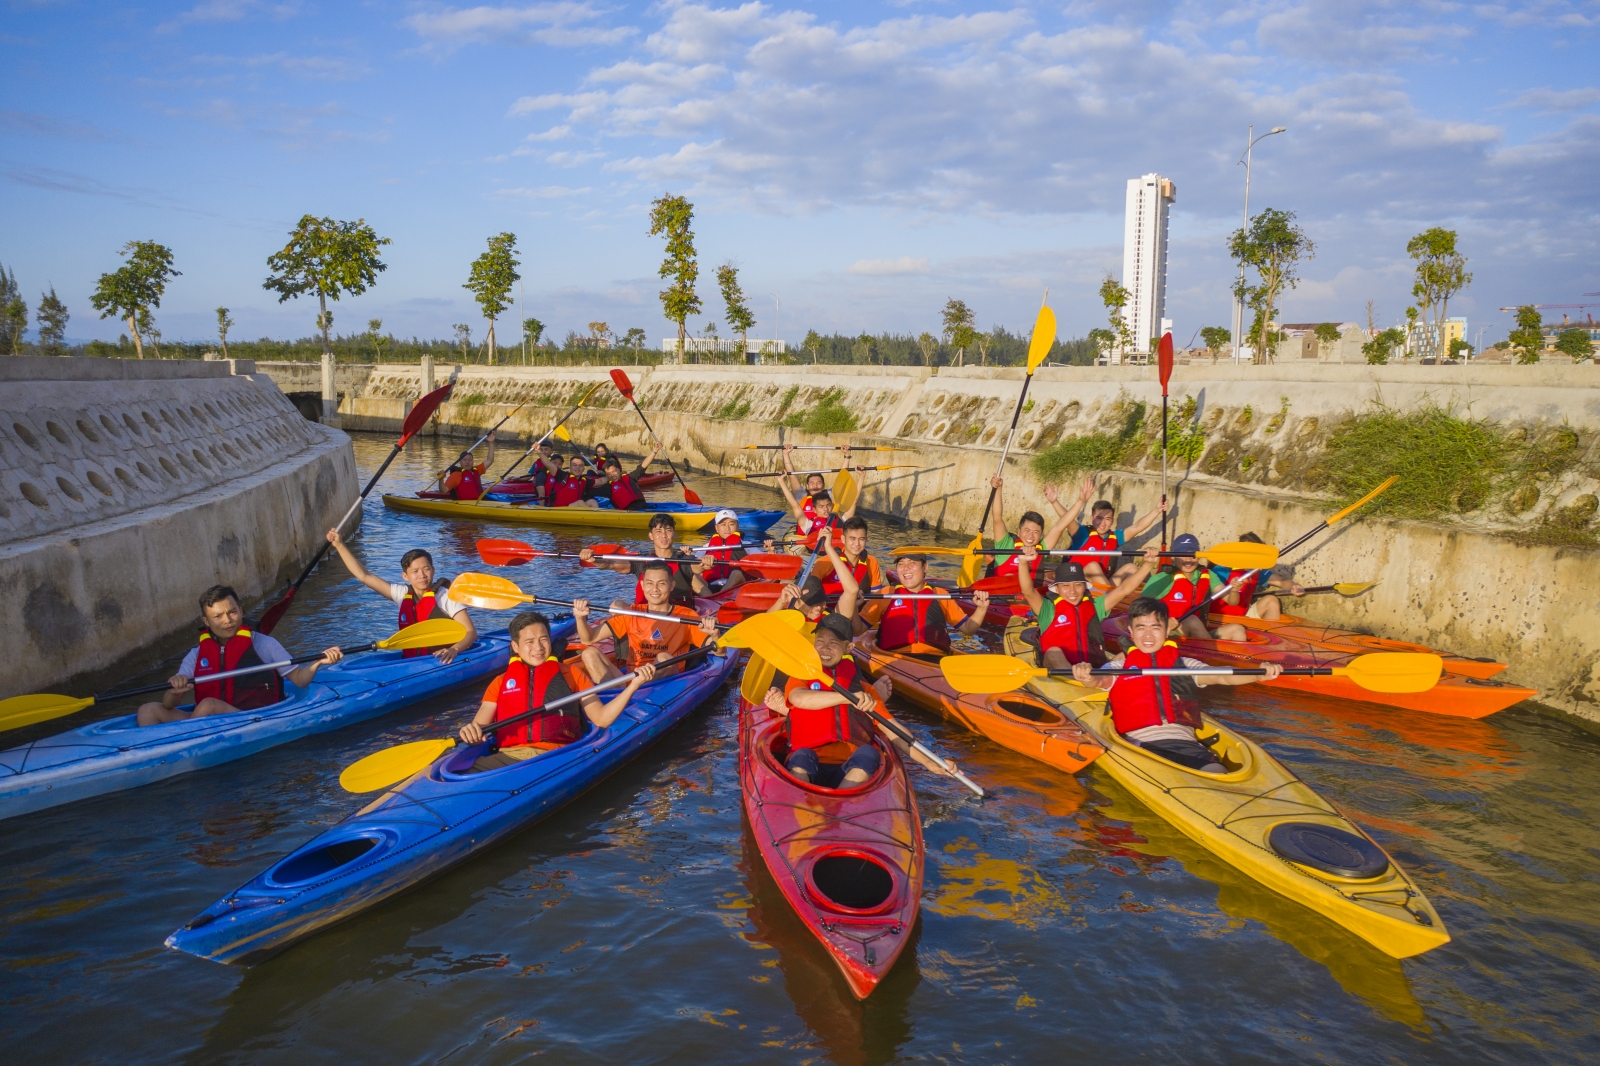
860, 554, 989, 652
1017, 544, 1159, 669
456, 611, 656, 772
580, 512, 706, 607
598, 444, 661, 511
325, 532, 479, 662
699, 508, 749, 591
573, 560, 719, 685
136, 585, 343, 725
1138, 533, 1248, 642
780, 443, 831, 525
440, 431, 496, 501
1072, 596, 1280, 772
1058, 476, 1166, 582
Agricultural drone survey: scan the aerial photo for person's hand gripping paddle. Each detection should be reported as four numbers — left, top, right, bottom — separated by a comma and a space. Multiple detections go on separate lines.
609, 369, 702, 505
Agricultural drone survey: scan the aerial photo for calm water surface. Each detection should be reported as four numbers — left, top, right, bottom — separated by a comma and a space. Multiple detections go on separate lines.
3, 433, 1598, 1064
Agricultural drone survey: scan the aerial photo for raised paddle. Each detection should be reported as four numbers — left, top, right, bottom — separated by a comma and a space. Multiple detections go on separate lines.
954, 541, 1279, 571
939, 651, 1444, 696
1158, 330, 1174, 550
609, 368, 702, 505
965, 296, 1056, 587
448, 573, 805, 632
888, 545, 972, 557
721, 613, 986, 798
0, 619, 467, 733
424, 393, 537, 492
1175, 476, 1399, 625
833, 465, 861, 515
473, 538, 800, 579
1259, 582, 1378, 598
490, 381, 602, 484
742, 445, 908, 451
257, 381, 454, 634
716, 465, 915, 480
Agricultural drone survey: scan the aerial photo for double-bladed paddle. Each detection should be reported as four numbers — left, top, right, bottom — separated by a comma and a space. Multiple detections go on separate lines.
716, 465, 915, 480
1260, 581, 1377, 598
258, 382, 455, 634
474, 538, 801, 579
722, 614, 985, 797
0, 619, 467, 733
609, 369, 702, 505
490, 382, 602, 484
742, 445, 908, 451
897, 541, 1279, 572
424, 393, 540, 492
938, 651, 1444, 696
1158, 330, 1174, 550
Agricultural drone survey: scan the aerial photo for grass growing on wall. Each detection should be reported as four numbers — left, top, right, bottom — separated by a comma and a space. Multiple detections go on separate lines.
779, 388, 858, 433
1032, 400, 1147, 481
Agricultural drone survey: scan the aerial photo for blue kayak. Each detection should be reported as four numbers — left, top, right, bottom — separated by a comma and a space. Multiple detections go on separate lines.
0, 623, 571, 823
166, 646, 740, 964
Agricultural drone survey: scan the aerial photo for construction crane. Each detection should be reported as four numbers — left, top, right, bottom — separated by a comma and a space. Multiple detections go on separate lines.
1498, 302, 1599, 312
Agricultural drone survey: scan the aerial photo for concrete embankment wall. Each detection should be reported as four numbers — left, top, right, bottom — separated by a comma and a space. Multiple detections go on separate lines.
256, 360, 1600, 720
0, 357, 358, 700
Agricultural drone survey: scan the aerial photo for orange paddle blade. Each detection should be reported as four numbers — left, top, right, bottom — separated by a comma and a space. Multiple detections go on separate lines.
734, 582, 785, 612
683, 486, 703, 505
735, 554, 802, 579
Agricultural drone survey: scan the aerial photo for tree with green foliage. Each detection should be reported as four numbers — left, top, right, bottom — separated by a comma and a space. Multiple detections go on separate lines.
1199, 325, 1231, 354
523, 317, 545, 352
1362, 327, 1406, 365
1088, 327, 1116, 363
716, 261, 755, 360
1228, 208, 1313, 363
622, 327, 647, 350
1098, 276, 1132, 361
264, 215, 390, 359
1447, 336, 1471, 360
464, 231, 520, 364
648, 193, 700, 362
1404, 305, 1421, 358
453, 323, 473, 361
90, 240, 179, 359
0, 265, 25, 353
802, 328, 822, 364
1548, 328, 1587, 361
941, 298, 976, 365
1407, 228, 1471, 360
366, 318, 385, 360
37, 287, 68, 355
216, 307, 234, 357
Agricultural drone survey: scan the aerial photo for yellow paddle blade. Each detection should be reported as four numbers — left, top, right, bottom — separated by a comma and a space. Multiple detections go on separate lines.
773, 609, 808, 631
1332, 582, 1377, 596
1333, 653, 1443, 694
340, 738, 456, 793
889, 545, 970, 557
1026, 304, 1056, 371
741, 652, 777, 704
448, 572, 536, 611
940, 654, 1044, 695
1327, 475, 1399, 525
719, 614, 825, 681
959, 535, 984, 587
833, 467, 859, 514
376, 618, 468, 650
1196, 541, 1279, 571
553, 423, 572, 442
0, 693, 96, 732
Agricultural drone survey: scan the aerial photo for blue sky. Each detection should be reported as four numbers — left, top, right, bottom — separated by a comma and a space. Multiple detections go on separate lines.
3, 1, 1597, 348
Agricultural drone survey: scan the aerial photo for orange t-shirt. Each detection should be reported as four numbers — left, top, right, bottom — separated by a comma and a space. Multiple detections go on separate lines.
605, 604, 709, 669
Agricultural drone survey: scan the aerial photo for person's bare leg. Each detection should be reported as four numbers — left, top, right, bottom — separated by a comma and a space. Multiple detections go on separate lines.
1174, 616, 1211, 640
1212, 622, 1248, 642
1041, 647, 1071, 672
1253, 594, 1284, 620
1082, 562, 1109, 584
1110, 562, 1139, 582
720, 569, 746, 590
136, 701, 174, 726
580, 646, 622, 685
841, 768, 870, 785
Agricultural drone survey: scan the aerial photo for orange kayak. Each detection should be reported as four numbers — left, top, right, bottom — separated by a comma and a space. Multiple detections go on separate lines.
1100, 613, 1535, 719
1219, 613, 1508, 680
852, 633, 1104, 774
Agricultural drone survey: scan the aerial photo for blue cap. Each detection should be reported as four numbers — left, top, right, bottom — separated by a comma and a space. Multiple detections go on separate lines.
1172, 532, 1201, 553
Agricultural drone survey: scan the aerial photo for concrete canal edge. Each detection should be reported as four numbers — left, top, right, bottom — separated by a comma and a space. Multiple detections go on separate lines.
260, 358, 1600, 723
0, 356, 358, 701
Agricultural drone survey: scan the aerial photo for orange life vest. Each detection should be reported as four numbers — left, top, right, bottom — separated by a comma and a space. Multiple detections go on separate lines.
784, 654, 871, 751
702, 532, 743, 583
1213, 570, 1259, 617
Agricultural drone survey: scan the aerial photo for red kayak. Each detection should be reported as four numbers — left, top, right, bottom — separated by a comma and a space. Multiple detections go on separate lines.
738, 693, 924, 999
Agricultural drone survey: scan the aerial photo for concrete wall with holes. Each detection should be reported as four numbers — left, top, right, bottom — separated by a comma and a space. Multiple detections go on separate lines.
0, 356, 357, 700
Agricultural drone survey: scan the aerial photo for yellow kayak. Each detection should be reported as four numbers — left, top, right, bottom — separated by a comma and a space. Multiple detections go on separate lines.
1001, 618, 1448, 959
380, 494, 785, 534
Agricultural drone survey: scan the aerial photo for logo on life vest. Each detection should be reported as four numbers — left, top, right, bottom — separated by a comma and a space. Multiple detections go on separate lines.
505, 679, 517, 690
810, 681, 823, 690
892, 599, 904, 608
200, 658, 210, 667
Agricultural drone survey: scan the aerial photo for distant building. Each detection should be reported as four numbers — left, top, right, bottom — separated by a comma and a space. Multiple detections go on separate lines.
1405, 316, 1467, 360
1541, 314, 1600, 349
1277, 323, 1365, 362
1118, 173, 1176, 365
657, 337, 788, 364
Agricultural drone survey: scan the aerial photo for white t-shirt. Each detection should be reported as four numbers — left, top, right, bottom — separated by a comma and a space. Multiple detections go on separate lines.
1104, 653, 1210, 745
385, 582, 466, 618
180, 632, 293, 679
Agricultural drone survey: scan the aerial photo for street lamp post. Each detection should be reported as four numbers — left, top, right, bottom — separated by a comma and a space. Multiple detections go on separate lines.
767, 292, 779, 363
1231, 124, 1287, 363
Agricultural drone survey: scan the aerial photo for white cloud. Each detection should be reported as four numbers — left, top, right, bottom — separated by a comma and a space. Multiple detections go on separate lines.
491, 184, 591, 197
846, 256, 931, 275
1505, 87, 1600, 114
158, 0, 297, 33
404, 3, 635, 49
524, 125, 572, 140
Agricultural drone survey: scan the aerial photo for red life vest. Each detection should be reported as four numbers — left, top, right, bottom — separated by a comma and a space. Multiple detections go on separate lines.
491, 656, 580, 747
1213, 570, 1259, 617
1071, 529, 1120, 569
702, 532, 743, 582
990, 537, 1032, 579
799, 493, 820, 526
801, 513, 843, 549
397, 588, 440, 659
786, 654, 866, 751
820, 554, 871, 595
453, 467, 484, 501
1158, 570, 1213, 617
1108, 642, 1203, 735
1037, 593, 1105, 665
876, 584, 952, 653
192, 628, 284, 710
608, 474, 645, 511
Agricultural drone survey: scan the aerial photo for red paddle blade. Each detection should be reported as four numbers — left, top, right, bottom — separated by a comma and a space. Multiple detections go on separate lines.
736, 554, 802, 579
399, 383, 454, 447
579, 543, 627, 568
609, 368, 634, 400
254, 585, 296, 635
477, 538, 537, 566
1158, 332, 1174, 390
716, 602, 746, 626
683, 487, 703, 506
735, 582, 784, 612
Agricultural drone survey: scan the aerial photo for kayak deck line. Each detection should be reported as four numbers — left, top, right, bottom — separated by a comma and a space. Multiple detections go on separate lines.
381, 493, 786, 534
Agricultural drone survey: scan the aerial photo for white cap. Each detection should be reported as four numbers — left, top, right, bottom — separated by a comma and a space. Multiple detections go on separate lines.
714, 508, 738, 523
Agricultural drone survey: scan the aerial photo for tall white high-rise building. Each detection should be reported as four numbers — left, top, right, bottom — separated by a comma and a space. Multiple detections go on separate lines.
1121, 173, 1176, 360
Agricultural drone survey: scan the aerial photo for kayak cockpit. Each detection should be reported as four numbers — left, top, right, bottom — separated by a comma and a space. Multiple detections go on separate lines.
264, 828, 398, 889
760, 731, 890, 796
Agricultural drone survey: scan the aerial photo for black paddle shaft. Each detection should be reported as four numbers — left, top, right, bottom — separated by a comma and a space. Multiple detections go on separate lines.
1057, 666, 1328, 679
1175, 514, 1337, 625
623, 396, 693, 497
976, 374, 1036, 536
94, 642, 379, 704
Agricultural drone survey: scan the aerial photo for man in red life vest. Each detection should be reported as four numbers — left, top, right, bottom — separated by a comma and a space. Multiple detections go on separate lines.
580, 512, 706, 606
1138, 533, 1249, 641
985, 475, 1073, 581
599, 444, 661, 511
441, 431, 496, 501
1210, 530, 1306, 621
819, 516, 884, 604
770, 525, 862, 630
456, 611, 655, 771
699, 509, 749, 591
780, 443, 831, 528
1017, 544, 1158, 669
1072, 596, 1280, 772
572, 561, 718, 684
326, 532, 479, 662
1057, 476, 1166, 582
136, 585, 343, 725
860, 554, 989, 652
545, 454, 598, 507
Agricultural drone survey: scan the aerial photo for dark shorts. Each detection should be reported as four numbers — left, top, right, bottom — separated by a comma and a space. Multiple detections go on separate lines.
1138, 736, 1226, 773
786, 744, 882, 788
